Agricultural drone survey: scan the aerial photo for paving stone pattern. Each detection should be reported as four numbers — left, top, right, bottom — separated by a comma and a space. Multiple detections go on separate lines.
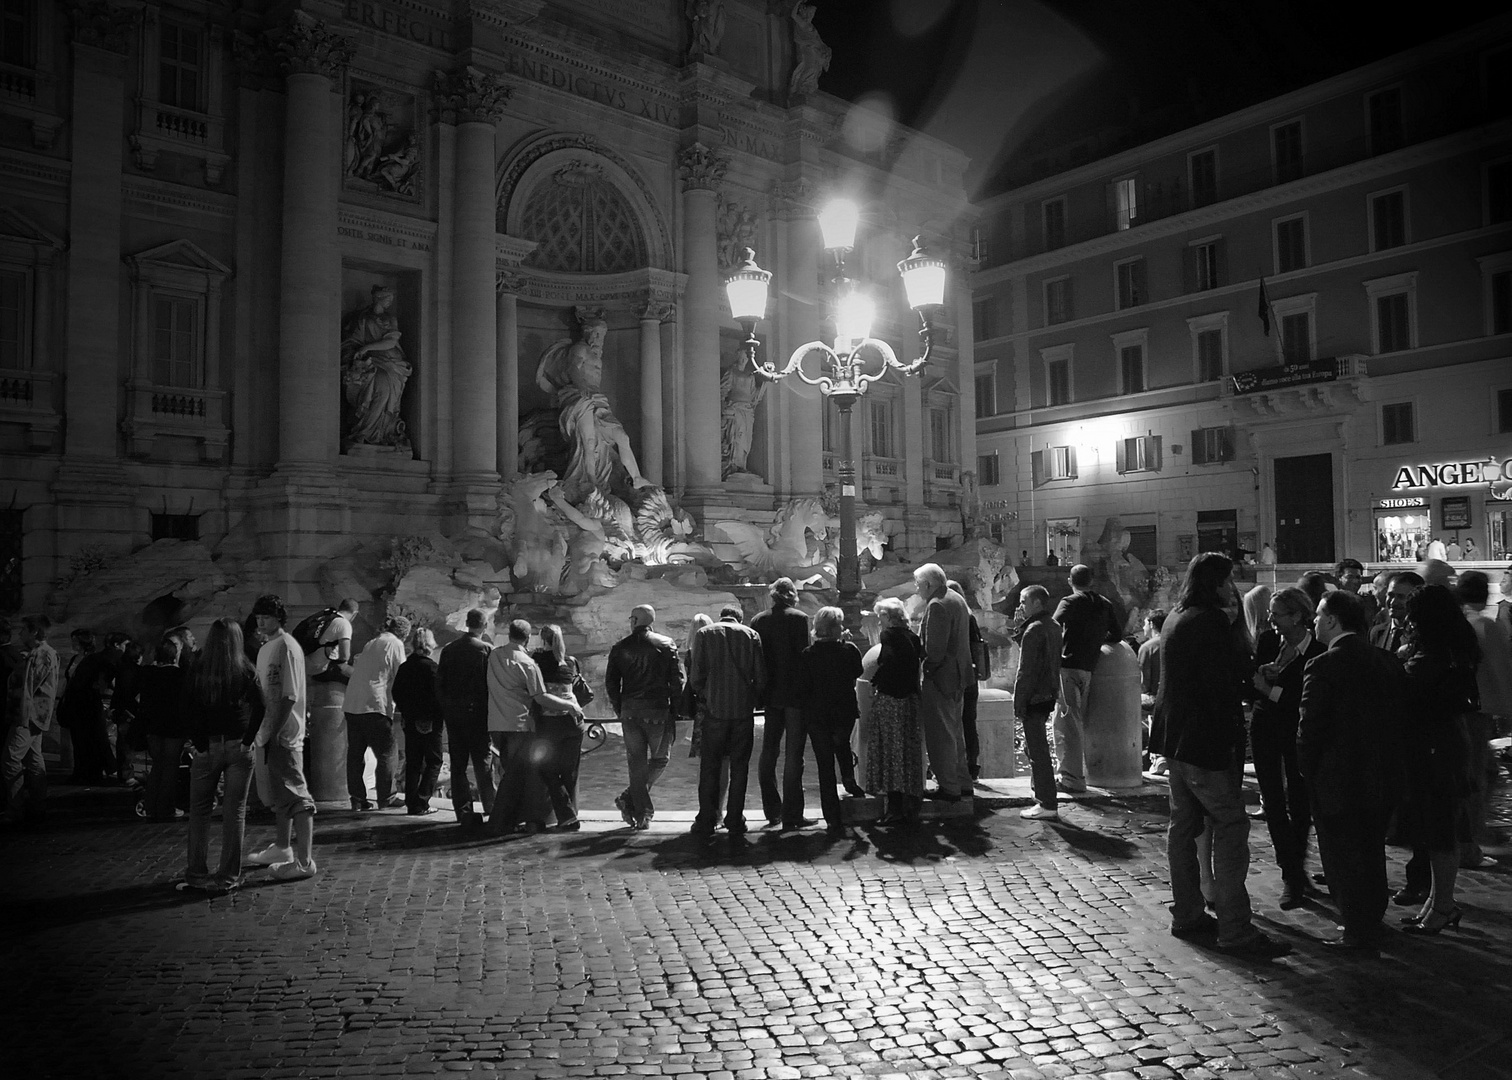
4, 777, 1512, 1080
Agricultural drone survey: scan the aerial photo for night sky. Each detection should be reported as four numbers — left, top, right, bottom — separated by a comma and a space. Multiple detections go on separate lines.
812, 0, 1508, 197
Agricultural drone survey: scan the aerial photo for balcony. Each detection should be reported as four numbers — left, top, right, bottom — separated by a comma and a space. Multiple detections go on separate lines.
0, 60, 62, 148
122, 379, 229, 461
924, 459, 961, 508
132, 99, 230, 185
861, 454, 903, 504
0, 367, 60, 449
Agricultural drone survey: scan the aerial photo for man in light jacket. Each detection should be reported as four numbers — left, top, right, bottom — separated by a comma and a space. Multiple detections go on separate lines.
1013, 587, 1062, 821
343, 614, 410, 811
3, 615, 58, 825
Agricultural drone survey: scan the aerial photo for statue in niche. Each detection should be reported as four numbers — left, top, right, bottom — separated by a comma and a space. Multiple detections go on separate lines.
345, 92, 387, 180
788, 1, 831, 99
341, 285, 412, 451
716, 200, 758, 275
685, 0, 726, 61
534, 315, 654, 504
376, 133, 419, 196
720, 351, 766, 479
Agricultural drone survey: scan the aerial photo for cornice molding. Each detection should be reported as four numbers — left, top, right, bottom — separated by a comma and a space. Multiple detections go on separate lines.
124, 176, 237, 218
338, 205, 438, 243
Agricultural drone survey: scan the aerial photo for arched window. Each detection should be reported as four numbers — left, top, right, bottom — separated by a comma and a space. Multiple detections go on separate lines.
519, 164, 645, 273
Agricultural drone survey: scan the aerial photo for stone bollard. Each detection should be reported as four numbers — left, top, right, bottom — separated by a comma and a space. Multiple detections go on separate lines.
1084, 640, 1143, 790
306, 680, 348, 805
974, 688, 1017, 779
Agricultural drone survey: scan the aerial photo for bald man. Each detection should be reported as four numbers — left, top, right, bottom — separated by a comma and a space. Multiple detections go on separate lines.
605, 604, 685, 829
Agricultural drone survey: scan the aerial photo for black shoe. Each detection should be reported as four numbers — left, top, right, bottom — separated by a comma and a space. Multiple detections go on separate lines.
1217, 932, 1293, 959
923, 789, 963, 802
824, 823, 848, 838
406, 806, 438, 817
780, 817, 818, 830
1279, 880, 1308, 910
1392, 887, 1430, 907
1321, 937, 1380, 954
1170, 914, 1218, 940
843, 783, 867, 798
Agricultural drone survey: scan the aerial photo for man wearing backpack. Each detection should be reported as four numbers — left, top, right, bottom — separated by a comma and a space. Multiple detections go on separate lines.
1052, 564, 1122, 794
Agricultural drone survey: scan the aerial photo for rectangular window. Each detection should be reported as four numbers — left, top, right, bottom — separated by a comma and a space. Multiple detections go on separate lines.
1114, 177, 1138, 230
1120, 345, 1145, 395
1382, 401, 1415, 445
1281, 311, 1310, 365
1193, 241, 1219, 291
1189, 149, 1218, 207
150, 513, 200, 542
1275, 217, 1307, 274
153, 295, 198, 388
1498, 388, 1512, 434
1489, 160, 1512, 224
1376, 292, 1410, 353
1045, 277, 1071, 324
1190, 426, 1235, 465
1116, 258, 1146, 309
1196, 328, 1224, 382
977, 452, 1000, 487
1119, 435, 1161, 474
1049, 445, 1076, 479
1, 0, 32, 67
974, 372, 995, 419
1367, 87, 1404, 154
159, 21, 203, 110
1043, 198, 1066, 250
973, 297, 998, 341
929, 408, 951, 462
869, 399, 893, 457
0, 268, 23, 368
1273, 120, 1303, 183
1371, 190, 1406, 250
1493, 270, 1512, 334
1047, 359, 1071, 406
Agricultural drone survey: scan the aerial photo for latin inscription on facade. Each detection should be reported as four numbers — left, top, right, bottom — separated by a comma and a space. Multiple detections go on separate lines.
344, 1, 453, 48
337, 225, 431, 252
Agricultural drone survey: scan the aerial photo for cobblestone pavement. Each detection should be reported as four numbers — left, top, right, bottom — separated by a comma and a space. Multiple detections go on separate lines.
4, 767, 1512, 1080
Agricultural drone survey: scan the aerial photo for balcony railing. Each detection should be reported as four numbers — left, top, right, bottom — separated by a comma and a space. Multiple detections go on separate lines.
0, 367, 59, 449
123, 379, 229, 460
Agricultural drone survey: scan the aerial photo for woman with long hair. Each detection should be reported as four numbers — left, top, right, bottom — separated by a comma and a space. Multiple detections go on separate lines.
866, 598, 924, 827
1250, 586, 1326, 907
527, 624, 587, 832
1398, 585, 1481, 935
393, 627, 444, 816
178, 618, 263, 892
1241, 584, 1273, 655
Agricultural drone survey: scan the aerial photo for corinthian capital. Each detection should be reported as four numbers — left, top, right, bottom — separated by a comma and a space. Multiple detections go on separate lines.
495, 269, 525, 295
434, 67, 512, 125
677, 143, 727, 193
273, 11, 353, 80
66, 1, 136, 54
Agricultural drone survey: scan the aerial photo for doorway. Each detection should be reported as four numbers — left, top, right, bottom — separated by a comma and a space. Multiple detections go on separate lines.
1274, 453, 1335, 563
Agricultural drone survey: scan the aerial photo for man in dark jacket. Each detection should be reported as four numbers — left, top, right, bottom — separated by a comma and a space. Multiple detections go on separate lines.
750, 579, 812, 829
1299, 590, 1407, 951
1152, 553, 1291, 960
437, 608, 494, 830
1051, 564, 1121, 793
1013, 586, 1062, 820
605, 604, 684, 830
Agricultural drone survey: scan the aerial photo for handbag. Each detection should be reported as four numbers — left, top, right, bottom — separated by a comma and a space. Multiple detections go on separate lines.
569, 657, 594, 706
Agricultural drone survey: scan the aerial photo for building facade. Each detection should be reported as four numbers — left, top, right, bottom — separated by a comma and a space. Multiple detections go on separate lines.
0, 0, 973, 617
970, 17, 1512, 577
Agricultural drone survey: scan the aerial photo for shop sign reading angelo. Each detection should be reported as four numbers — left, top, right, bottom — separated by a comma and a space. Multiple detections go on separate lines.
1391, 455, 1512, 499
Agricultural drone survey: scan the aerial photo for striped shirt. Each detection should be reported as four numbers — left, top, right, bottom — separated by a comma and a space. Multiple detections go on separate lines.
689, 619, 767, 720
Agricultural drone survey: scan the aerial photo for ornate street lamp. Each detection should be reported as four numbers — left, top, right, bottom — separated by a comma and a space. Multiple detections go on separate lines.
724, 198, 948, 629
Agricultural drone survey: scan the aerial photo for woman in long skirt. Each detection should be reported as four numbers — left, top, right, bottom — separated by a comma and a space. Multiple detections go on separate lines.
865, 598, 924, 826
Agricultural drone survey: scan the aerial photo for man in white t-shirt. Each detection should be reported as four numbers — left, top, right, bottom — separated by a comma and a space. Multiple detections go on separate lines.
307, 598, 358, 681
245, 595, 318, 881
343, 614, 411, 811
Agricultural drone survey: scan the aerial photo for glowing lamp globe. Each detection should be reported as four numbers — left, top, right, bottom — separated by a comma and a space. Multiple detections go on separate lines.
817, 198, 860, 251
723, 248, 771, 323
897, 237, 947, 310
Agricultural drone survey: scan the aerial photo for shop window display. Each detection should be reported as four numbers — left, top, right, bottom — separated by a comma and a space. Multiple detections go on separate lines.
1375, 511, 1431, 562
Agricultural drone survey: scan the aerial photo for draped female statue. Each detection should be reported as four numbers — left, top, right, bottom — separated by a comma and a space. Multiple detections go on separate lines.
341, 285, 412, 450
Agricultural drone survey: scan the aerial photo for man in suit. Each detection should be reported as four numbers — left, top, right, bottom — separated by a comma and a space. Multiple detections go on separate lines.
915, 562, 975, 803
1369, 570, 1422, 655
1299, 590, 1407, 952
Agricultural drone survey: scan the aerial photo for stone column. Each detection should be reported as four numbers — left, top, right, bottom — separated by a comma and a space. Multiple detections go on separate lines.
772, 178, 824, 499
677, 143, 727, 496
61, 4, 134, 463
272, 13, 350, 470
638, 299, 672, 487
437, 67, 511, 484
495, 271, 521, 477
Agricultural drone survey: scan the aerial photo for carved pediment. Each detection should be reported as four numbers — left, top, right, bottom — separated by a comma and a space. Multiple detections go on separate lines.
0, 207, 64, 249
126, 239, 231, 281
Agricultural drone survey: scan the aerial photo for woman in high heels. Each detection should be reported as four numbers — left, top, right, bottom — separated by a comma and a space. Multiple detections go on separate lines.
1397, 586, 1481, 935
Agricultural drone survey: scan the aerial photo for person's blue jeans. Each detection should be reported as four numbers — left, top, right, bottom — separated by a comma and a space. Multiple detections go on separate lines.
620, 708, 675, 821
694, 714, 754, 835
1167, 759, 1255, 947
185, 737, 254, 889
1019, 703, 1057, 809
145, 735, 185, 821
3, 723, 47, 819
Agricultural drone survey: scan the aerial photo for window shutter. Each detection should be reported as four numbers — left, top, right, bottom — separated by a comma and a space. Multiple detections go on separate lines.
1150, 435, 1163, 471
1214, 238, 1227, 288
1031, 449, 1044, 487
1191, 428, 1207, 465
1219, 427, 1234, 462
1116, 438, 1128, 474
1182, 247, 1197, 295
1064, 278, 1074, 321
1066, 446, 1079, 479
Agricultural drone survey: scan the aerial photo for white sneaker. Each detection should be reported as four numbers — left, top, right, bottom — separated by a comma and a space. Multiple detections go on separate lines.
269, 858, 317, 881
1020, 805, 1060, 821
246, 843, 292, 867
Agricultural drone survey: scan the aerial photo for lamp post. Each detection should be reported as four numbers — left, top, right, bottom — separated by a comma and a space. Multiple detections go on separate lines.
723, 198, 948, 630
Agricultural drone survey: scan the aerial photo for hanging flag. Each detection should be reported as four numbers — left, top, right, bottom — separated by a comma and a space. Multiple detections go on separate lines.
1257, 278, 1287, 365
1257, 277, 1272, 336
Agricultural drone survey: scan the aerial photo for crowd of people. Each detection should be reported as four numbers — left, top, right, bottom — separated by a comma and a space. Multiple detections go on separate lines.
3, 552, 1506, 941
